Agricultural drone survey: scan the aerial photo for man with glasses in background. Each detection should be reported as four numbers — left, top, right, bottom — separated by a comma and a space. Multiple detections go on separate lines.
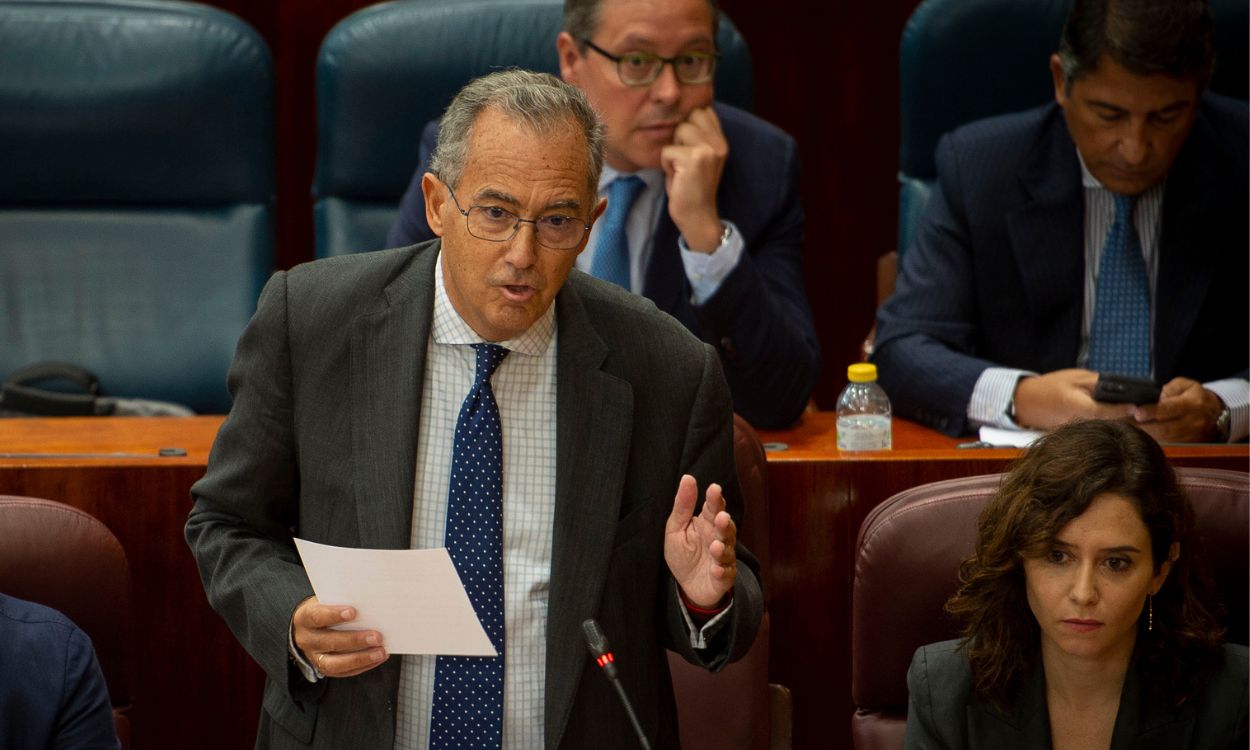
388, 0, 819, 430
187, 70, 762, 749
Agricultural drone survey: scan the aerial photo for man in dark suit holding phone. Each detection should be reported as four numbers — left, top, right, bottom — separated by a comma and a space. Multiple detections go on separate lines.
874, 0, 1247, 443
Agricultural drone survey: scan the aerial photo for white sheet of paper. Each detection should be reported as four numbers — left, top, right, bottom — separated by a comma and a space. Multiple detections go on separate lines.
979, 425, 1045, 448
293, 538, 496, 656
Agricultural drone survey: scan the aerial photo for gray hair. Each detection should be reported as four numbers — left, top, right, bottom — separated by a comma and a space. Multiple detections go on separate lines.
564, 0, 720, 46
429, 69, 606, 195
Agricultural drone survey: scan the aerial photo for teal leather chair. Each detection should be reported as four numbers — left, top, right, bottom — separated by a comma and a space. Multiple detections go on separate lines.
0, 0, 275, 413
896, 0, 1248, 257
313, 0, 754, 258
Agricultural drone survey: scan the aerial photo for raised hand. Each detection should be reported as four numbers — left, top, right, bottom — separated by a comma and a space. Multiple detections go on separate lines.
664, 474, 737, 608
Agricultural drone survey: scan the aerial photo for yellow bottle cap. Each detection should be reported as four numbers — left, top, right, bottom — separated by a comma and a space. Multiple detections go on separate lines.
847, 363, 878, 382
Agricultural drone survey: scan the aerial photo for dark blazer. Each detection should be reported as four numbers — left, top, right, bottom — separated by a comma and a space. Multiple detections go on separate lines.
906, 639, 1250, 749
0, 593, 119, 749
387, 103, 820, 429
874, 95, 1250, 435
184, 241, 764, 749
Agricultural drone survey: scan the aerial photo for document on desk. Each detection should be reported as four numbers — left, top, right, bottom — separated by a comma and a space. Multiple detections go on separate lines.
978, 425, 1045, 448
293, 538, 496, 656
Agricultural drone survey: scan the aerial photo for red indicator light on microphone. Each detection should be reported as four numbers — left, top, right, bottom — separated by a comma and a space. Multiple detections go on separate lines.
596, 652, 615, 668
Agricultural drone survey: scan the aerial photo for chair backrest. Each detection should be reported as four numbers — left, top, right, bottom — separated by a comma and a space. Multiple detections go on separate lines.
850, 468, 1249, 750
0, 495, 134, 746
313, 0, 754, 259
668, 414, 781, 750
896, 0, 1249, 256
0, 0, 275, 413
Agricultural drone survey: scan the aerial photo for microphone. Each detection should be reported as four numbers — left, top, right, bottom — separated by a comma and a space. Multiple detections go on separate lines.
581, 618, 651, 750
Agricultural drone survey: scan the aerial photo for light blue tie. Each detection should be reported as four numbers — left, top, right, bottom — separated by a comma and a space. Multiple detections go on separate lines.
430, 343, 509, 750
1087, 193, 1151, 377
590, 175, 646, 290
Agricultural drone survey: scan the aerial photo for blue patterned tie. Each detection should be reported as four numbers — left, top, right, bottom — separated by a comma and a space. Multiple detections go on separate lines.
1087, 193, 1151, 377
589, 175, 646, 290
430, 343, 509, 749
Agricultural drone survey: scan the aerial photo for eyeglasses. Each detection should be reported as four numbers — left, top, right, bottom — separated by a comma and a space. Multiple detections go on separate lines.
446, 185, 592, 250
581, 39, 718, 87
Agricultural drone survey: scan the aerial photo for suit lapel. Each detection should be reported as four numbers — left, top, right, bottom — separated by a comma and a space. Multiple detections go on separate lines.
349, 244, 437, 550
969, 667, 1052, 750
1112, 660, 1199, 749
1006, 108, 1086, 373
641, 208, 692, 329
544, 276, 635, 749
1153, 109, 1231, 381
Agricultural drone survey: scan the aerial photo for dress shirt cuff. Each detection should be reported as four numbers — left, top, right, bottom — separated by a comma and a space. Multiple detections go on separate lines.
676, 589, 734, 650
289, 623, 323, 683
678, 220, 744, 304
1203, 378, 1250, 442
969, 367, 1037, 429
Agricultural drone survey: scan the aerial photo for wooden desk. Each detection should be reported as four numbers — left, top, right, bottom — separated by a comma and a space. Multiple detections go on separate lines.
756, 413, 1247, 750
0, 416, 1242, 749
0, 416, 259, 749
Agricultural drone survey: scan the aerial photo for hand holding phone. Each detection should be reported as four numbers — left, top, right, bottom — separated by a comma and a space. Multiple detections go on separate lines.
1092, 374, 1161, 405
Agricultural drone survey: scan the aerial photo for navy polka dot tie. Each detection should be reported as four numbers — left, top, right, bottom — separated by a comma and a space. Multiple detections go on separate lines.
589, 175, 646, 290
1087, 193, 1151, 377
431, 343, 509, 749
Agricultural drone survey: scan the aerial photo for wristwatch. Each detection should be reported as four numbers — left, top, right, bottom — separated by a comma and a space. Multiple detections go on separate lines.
1214, 404, 1231, 442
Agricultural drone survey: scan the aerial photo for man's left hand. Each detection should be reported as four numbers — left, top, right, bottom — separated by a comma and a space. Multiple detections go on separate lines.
660, 106, 728, 252
1130, 377, 1223, 443
664, 474, 737, 608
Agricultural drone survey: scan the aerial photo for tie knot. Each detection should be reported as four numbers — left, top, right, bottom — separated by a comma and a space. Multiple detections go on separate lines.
609, 174, 646, 206
472, 343, 509, 385
1112, 193, 1138, 223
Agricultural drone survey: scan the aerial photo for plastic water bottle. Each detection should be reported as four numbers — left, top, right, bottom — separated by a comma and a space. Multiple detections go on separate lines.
836, 363, 892, 451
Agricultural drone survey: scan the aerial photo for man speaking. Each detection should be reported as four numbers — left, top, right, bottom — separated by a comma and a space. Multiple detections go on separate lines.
185, 70, 762, 749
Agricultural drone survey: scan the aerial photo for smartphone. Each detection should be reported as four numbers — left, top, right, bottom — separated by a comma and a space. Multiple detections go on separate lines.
1092, 374, 1161, 405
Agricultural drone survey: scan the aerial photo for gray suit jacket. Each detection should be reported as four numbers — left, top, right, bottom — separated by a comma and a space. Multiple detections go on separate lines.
185, 241, 764, 749
906, 640, 1250, 750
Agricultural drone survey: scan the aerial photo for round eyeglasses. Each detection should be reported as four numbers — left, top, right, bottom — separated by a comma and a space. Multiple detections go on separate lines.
446, 185, 592, 250
581, 39, 718, 87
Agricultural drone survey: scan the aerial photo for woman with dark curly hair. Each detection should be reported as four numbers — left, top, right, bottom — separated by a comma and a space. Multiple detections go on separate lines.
905, 420, 1248, 749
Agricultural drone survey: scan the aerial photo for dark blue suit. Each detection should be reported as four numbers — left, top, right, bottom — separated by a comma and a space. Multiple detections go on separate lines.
387, 103, 820, 429
0, 593, 118, 749
874, 96, 1249, 436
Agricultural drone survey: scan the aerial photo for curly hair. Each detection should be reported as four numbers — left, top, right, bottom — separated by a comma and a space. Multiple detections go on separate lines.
945, 420, 1226, 712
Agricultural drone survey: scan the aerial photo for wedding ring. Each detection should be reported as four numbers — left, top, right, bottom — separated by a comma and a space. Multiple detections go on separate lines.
317, 652, 326, 671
